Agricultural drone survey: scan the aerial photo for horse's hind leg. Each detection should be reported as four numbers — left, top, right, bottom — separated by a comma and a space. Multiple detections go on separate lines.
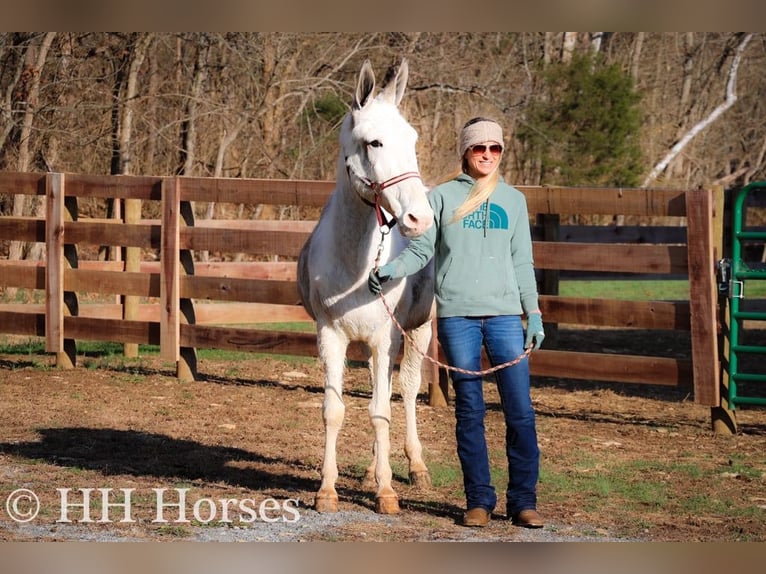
315, 327, 349, 513
399, 321, 432, 489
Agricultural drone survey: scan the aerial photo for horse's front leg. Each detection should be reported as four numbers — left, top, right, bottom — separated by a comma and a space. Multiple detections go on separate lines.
399, 322, 432, 489
363, 353, 378, 489
369, 336, 399, 514
315, 326, 349, 513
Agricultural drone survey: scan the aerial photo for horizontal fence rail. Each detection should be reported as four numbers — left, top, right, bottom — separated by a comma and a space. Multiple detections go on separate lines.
0, 172, 721, 406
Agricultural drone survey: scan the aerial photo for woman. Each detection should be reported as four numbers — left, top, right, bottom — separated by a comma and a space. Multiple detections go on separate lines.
368, 117, 545, 528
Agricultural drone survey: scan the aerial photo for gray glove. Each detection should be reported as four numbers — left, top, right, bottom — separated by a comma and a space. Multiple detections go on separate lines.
525, 313, 545, 350
368, 262, 395, 295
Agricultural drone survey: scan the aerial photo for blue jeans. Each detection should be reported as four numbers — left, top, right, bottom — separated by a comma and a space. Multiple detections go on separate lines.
437, 315, 539, 516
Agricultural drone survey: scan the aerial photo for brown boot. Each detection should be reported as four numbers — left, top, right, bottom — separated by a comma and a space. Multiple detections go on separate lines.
463, 507, 491, 527
511, 509, 544, 528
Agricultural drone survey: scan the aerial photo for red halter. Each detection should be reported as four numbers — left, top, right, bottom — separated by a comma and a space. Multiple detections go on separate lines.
353, 170, 422, 231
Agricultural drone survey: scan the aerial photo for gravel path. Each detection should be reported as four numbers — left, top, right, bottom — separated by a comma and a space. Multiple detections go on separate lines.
2, 509, 636, 542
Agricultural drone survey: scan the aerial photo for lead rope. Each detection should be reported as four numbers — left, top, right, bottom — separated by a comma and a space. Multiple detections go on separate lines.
373, 231, 531, 377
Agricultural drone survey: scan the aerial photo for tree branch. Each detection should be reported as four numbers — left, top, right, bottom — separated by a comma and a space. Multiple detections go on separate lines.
642, 33, 753, 187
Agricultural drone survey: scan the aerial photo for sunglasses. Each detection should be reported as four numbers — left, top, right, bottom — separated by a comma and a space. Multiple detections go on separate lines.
470, 144, 503, 156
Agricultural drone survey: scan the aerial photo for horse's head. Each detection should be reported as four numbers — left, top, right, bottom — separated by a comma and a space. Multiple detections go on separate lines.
341, 59, 433, 238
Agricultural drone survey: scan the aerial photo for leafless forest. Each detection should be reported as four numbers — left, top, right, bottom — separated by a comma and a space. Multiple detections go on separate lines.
1, 32, 764, 257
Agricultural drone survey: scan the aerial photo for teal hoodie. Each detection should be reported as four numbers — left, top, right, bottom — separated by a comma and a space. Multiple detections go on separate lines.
387, 173, 539, 318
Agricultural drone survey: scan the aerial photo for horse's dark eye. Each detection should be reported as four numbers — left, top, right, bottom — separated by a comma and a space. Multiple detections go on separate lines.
368, 140, 383, 148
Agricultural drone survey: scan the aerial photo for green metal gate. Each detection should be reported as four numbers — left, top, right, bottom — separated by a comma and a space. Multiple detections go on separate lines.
720, 181, 766, 408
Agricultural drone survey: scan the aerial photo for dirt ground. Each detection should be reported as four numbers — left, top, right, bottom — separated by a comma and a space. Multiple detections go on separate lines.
0, 328, 765, 542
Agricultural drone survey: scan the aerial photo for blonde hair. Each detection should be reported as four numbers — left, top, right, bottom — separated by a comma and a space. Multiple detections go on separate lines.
450, 162, 500, 222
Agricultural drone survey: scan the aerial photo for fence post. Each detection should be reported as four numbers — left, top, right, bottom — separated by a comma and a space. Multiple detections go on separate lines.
123, 192, 141, 358
45, 172, 78, 368
710, 185, 737, 434
161, 177, 181, 368
535, 213, 559, 347
178, 196, 198, 381
160, 177, 197, 381
685, 187, 720, 407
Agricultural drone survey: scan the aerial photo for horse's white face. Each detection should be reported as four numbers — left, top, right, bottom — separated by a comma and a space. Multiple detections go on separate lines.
342, 59, 433, 238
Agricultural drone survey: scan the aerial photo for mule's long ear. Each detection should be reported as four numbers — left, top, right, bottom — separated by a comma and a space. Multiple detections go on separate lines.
393, 58, 408, 106
380, 58, 409, 107
354, 59, 376, 110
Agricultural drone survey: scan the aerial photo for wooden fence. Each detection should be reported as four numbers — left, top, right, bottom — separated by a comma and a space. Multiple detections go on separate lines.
0, 172, 721, 409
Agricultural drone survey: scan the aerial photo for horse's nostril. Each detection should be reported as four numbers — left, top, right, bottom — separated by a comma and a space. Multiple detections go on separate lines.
405, 212, 425, 227
400, 213, 433, 236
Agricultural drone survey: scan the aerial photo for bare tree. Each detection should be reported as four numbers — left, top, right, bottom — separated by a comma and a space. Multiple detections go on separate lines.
590, 32, 604, 55
118, 33, 153, 176
643, 33, 753, 187
630, 32, 644, 83
177, 33, 210, 176
2, 31, 766, 238
561, 32, 578, 63
0, 34, 29, 161
8, 32, 56, 264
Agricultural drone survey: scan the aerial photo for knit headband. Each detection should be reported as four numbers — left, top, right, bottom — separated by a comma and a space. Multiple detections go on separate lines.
459, 120, 504, 157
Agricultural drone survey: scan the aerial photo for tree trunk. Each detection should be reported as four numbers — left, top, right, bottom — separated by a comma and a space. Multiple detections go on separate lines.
142, 47, 160, 174
0, 34, 29, 157
178, 34, 210, 176
543, 32, 555, 65
630, 32, 644, 84
119, 33, 153, 176
200, 120, 245, 261
668, 33, 696, 180
561, 32, 578, 63
8, 32, 56, 266
590, 32, 603, 55
116, 33, 153, 358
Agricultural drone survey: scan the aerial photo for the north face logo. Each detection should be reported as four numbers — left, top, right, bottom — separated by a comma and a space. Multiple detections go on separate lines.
462, 203, 509, 230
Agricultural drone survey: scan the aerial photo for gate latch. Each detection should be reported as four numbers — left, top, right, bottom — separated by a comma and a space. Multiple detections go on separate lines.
717, 259, 745, 299
730, 280, 745, 299
717, 259, 731, 296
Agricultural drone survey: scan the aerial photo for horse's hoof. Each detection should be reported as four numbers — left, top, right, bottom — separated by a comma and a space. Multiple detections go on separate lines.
375, 494, 400, 514
409, 470, 432, 489
314, 494, 339, 513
